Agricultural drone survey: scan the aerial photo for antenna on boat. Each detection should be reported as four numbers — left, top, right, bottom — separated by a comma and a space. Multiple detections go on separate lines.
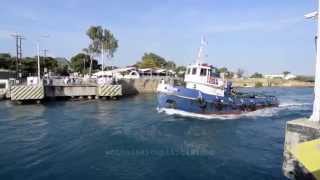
196, 36, 208, 65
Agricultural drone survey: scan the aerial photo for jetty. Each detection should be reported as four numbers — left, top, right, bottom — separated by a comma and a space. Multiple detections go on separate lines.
0, 75, 177, 103
6, 76, 122, 103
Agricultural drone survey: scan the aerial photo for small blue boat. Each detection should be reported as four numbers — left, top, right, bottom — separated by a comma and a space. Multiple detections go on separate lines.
157, 39, 279, 116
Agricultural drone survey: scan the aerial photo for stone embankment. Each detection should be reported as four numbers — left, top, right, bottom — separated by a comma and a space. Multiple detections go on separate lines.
231, 78, 314, 88
119, 78, 178, 95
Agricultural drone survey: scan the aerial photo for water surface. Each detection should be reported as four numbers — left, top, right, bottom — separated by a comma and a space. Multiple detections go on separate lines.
0, 88, 313, 180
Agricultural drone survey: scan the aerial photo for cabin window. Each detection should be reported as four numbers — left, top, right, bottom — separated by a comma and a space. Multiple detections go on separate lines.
0, 83, 5, 89
192, 68, 197, 75
187, 68, 191, 74
200, 68, 207, 76
210, 69, 218, 77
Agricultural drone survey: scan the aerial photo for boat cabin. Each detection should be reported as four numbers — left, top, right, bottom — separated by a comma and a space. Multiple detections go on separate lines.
184, 63, 227, 96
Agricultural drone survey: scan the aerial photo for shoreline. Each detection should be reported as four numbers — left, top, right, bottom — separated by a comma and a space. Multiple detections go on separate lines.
230, 78, 314, 88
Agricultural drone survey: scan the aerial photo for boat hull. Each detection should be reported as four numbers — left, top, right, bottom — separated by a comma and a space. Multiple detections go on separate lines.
157, 85, 279, 115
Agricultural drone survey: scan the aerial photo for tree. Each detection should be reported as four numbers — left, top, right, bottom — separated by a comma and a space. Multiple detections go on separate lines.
216, 67, 234, 79
175, 66, 186, 77
251, 72, 263, 78
136, 53, 175, 69
236, 69, 245, 78
70, 53, 99, 74
0, 53, 73, 76
56, 65, 69, 76
283, 71, 290, 77
0, 53, 12, 69
86, 26, 118, 69
165, 60, 176, 70
217, 67, 228, 73
19, 56, 59, 76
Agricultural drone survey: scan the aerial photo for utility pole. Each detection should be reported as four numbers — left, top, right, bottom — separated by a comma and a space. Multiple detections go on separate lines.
42, 49, 48, 59
305, 1, 320, 122
11, 33, 25, 79
37, 43, 41, 80
42, 49, 49, 74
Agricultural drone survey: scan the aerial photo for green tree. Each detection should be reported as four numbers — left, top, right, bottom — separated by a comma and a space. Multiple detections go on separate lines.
20, 57, 37, 75
175, 66, 186, 77
283, 71, 290, 77
217, 67, 228, 73
165, 60, 176, 69
236, 69, 245, 78
70, 53, 99, 74
0, 53, 12, 69
42, 57, 58, 73
251, 72, 263, 78
136, 53, 175, 69
19, 56, 59, 76
56, 65, 69, 76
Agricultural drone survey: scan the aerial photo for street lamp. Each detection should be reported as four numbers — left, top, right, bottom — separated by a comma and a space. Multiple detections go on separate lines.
305, 1, 320, 122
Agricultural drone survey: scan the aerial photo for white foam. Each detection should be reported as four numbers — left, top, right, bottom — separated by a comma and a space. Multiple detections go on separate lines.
157, 107, 278, 120
279, 102, 312, 107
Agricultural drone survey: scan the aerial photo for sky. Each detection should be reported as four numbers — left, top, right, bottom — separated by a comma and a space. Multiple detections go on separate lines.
0, 0, 318, 75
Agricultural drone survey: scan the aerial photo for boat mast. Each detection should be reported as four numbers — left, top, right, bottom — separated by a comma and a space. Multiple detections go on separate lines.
196, 36, 207, 65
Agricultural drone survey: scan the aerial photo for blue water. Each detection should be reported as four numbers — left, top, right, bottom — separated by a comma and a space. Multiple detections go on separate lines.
0, 88, 313, 180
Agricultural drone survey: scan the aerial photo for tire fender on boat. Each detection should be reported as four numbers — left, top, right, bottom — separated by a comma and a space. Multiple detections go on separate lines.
197, 98, 207, 109
165, 99, 177, 109
214, 100, 224, 111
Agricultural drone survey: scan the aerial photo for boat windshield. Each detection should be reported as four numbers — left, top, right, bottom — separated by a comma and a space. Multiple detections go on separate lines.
210, 68, 219, 77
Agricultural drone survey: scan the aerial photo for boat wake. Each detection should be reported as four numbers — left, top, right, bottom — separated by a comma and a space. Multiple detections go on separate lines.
157, 101, 312, 120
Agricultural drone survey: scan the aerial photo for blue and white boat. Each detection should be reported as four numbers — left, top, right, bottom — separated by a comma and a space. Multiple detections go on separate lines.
157, 39, 279, 116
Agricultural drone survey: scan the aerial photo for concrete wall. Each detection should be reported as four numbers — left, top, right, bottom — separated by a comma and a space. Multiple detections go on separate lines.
232, 78, 314, 87
45, 85, 96, 97
119, 78, 178, 95
283, 118, 320, 179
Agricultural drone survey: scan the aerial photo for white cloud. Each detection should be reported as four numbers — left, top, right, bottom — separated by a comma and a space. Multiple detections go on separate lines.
204, 17, 303, 34
0, 30, 13, 39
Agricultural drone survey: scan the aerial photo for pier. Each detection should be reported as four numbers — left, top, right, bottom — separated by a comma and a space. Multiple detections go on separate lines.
3, 77, 177, 103
283, 119, 320, 179
7, 77, 122, 103
282, 2, 320, 179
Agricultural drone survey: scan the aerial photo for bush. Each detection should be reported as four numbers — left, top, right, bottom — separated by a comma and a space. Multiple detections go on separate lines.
294, 76, 315, 82
251, 72, 263, 78
255, 82, 263, 88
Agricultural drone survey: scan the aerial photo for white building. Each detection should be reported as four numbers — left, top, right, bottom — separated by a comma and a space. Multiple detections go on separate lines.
264, 74, 297, 80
